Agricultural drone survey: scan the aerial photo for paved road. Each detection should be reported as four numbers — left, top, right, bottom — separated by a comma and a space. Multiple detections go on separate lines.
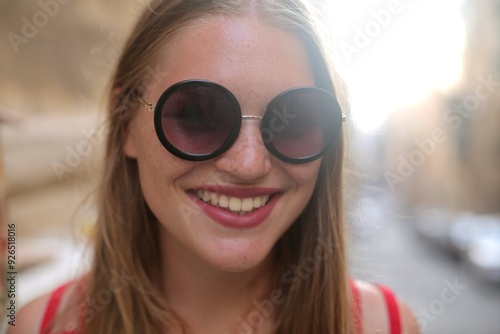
349, 193, 500, 334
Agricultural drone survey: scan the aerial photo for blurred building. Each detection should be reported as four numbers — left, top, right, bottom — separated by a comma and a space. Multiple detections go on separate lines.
385, 0, 500, 215
453, 0, 500, 213
0, 1, 140, 235
0, 0, 140, 311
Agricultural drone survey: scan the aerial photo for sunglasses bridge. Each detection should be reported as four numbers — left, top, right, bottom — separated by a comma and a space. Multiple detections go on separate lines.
241, 115, 263, 121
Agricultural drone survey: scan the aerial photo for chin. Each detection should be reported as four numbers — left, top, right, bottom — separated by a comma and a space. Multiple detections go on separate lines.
200, 237, 276, 273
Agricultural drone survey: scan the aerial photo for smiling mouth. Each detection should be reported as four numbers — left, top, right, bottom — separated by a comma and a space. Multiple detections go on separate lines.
194, 190, 272, 216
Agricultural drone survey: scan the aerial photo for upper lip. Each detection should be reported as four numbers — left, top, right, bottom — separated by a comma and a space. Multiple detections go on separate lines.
190, 185, 282, 198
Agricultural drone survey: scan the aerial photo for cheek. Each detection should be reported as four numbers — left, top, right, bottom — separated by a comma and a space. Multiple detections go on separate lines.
279, 160, 321, 222
134, 143, 196, 233
123, 111, 157, 159
298, 169, 320, 208
126, 113, 189, 201
289, 159, 322, 193
272, 161, 321, 237
135, 139, 189, 192
127, 112, 170, 170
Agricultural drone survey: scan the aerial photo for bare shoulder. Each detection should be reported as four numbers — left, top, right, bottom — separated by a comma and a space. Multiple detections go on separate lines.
353, 280, 420, 334
7, 293, 51, 334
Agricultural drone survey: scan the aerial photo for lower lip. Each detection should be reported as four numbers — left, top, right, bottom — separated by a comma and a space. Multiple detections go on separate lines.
189, 193, 281, 228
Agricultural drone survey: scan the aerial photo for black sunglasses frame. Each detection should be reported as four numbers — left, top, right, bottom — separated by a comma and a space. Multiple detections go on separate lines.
139, 80, 345, 164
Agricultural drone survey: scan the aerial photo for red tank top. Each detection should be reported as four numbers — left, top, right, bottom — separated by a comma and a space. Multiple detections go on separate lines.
39, 283, 78, 334
350, 280, 402, 334
40, 281, 401, 334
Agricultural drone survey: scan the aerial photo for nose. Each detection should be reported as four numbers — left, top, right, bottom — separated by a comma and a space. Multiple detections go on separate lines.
214, 120, 272, 181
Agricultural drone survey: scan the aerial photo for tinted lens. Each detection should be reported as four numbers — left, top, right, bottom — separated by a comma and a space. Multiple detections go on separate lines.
155, 81, 240, 158
262, 88, 342, 163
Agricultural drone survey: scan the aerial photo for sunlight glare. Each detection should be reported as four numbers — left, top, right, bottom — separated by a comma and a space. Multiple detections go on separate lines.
326, 0, 466, 133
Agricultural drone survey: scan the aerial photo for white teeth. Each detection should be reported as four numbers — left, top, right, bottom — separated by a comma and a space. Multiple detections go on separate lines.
210, 192, 219, 206
241, 198, 253, 211
195, 190, 272, 213
219, 195, 229, 208
229, 197, 242, 211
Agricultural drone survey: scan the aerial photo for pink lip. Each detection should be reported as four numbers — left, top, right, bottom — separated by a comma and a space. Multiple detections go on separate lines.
187, 186, 282, 229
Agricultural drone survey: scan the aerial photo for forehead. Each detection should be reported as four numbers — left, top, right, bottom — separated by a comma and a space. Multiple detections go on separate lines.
148, 15, 316, 102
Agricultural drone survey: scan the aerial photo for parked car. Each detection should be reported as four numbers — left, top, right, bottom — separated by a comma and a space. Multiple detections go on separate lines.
415, 206, 500, 284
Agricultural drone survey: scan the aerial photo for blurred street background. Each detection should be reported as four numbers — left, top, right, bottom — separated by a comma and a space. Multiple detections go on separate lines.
1, 0, 500, 333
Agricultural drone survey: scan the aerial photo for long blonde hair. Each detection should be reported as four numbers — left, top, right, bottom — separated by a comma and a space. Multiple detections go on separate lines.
71, 0, 351, 333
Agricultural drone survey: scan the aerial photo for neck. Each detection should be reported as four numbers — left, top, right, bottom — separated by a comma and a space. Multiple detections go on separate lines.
160, 231, 276, 333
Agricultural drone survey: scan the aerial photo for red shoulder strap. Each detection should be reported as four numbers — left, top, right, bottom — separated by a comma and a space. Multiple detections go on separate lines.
376, 284, 402, 334
349, 279, 363, 334
40, 283, 72, 334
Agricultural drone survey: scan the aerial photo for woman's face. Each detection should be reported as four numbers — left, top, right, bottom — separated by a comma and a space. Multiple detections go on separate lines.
124, 15, 321, 272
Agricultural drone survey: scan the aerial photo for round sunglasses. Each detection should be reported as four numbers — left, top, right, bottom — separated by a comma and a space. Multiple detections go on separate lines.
138, 80, 345, 164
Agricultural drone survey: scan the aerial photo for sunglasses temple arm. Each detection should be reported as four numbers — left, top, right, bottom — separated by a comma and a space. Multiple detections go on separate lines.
137, 95, 155, 113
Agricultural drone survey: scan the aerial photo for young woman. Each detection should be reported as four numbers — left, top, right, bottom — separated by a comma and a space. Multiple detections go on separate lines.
12, 0, 419, 333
